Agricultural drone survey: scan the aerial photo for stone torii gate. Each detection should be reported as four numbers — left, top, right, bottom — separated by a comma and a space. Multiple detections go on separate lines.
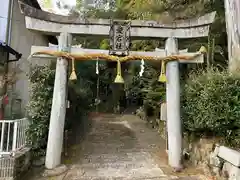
19, 1, 215, 171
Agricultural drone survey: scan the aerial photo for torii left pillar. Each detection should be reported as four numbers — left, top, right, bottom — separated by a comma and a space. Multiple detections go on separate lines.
45, 32, 72, 169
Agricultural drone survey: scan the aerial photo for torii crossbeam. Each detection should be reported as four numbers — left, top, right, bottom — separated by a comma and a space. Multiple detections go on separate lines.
19, 0, 216, 172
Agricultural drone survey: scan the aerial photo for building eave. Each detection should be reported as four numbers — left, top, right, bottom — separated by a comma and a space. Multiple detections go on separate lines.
0, 41, 22, 63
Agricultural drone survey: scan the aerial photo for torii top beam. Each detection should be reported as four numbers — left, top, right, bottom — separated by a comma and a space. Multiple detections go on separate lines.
18, 1, 216, 38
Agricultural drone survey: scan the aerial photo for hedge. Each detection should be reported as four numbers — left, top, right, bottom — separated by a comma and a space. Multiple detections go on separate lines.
182, 68, 240, 148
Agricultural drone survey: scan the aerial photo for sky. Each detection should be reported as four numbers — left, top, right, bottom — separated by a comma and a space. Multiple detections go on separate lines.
51, 0, 76, 10
47, 0, 77, 15
64, 0, 76, 6
0, 0, 10, 42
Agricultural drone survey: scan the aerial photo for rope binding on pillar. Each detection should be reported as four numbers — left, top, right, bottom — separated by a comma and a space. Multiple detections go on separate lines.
28, 46, 206, 83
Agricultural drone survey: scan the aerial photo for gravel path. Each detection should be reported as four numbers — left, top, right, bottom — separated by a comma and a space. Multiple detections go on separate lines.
24, 114, 205, 180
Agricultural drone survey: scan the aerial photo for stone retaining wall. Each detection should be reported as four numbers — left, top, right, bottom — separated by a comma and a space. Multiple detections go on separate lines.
210, 146, 240, 180
136, 106, 240, 179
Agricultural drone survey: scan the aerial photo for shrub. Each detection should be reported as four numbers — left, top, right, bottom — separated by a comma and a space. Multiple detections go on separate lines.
66, 78, 94, 129
26, 65, 55, 158
26, 64, 95, 159
125, 63, 165, 118
183, 68, 240, 147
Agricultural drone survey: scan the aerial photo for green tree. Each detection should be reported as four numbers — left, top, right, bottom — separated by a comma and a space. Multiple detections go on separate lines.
67, 0, 228, 115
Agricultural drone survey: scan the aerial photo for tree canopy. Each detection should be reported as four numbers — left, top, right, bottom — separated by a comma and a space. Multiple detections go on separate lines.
55, 0, 228, 114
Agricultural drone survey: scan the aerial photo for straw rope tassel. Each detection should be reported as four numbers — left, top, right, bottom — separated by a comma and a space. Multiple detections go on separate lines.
139, 59, 145, 77
96, 59, 99, 75
69, 58, 77, 80
114, 59, 124, 83
159, 60, 167, 83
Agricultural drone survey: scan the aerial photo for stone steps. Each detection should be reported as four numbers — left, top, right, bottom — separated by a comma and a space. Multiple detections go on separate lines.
74, 118, 167, 180
80, 167, 165, 179
80, 161, 158, 169
76, 176, 170, 180
81, 151, 154, 161
80, 156, 158, 167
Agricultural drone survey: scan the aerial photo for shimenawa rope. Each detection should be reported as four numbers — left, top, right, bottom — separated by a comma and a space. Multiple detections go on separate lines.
28, 46, 207, 83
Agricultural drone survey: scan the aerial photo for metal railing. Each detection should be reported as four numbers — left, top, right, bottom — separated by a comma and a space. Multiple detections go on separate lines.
0, 158, 14, 178
0, 118, 29, 157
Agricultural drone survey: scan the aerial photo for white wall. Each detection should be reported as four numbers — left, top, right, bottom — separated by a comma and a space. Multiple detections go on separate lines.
8, 0, 51, 114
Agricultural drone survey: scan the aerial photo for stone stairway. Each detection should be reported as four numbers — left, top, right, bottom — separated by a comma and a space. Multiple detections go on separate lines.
73, 115, 170, 180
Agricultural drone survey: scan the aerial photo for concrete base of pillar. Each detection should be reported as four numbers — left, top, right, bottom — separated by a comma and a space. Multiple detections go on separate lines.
172, 165, 184, 173
42, 164, 68, 177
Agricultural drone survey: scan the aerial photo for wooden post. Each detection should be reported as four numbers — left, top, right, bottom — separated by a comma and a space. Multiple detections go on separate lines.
212, 37, 215, 65
207, 35, 211, 68
45, 32, 72, 169
224, 0, 240, 74
165, 37, 182, 169
160, 102, 168, 151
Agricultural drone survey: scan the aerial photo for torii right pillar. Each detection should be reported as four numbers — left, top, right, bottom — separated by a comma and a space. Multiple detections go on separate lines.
224, 0, 240, 73
165, 37, 182, 170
